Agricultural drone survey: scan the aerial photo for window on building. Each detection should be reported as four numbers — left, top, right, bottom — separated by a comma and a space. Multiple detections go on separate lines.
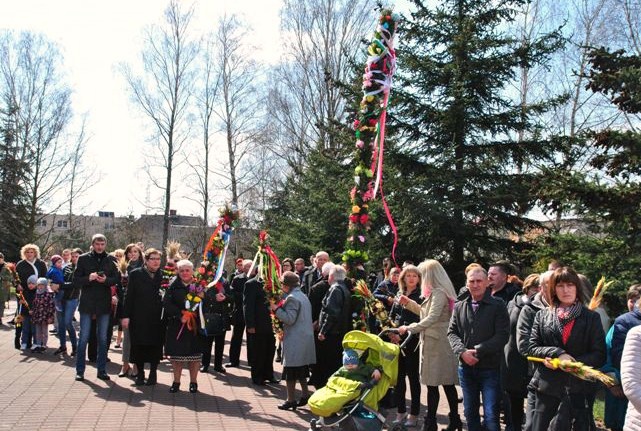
57, 220, 68, 228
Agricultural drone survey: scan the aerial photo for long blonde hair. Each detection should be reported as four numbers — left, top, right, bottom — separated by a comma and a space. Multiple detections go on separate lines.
418, 259, 457, 301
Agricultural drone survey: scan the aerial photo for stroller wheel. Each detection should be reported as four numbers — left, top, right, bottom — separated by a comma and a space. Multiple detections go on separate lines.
388, 423, 407, 431
309, 418, 319, 430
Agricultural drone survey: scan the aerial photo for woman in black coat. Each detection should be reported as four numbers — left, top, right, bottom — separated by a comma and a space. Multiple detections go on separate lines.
200, 280, 233, 373
389, 265, 423, 427
164, 260, 204, 393
121, 248, 164, 386
528, 266, 606, 431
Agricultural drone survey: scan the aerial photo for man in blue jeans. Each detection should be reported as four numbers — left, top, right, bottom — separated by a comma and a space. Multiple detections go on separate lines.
448, 267, 509, 431
73, 234, 118, 381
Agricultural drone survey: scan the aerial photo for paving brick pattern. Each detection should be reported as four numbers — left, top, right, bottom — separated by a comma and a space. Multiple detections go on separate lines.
0, 306, 468, 430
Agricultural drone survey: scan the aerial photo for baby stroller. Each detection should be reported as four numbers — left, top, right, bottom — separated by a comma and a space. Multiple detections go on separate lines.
308, 329, 404, 431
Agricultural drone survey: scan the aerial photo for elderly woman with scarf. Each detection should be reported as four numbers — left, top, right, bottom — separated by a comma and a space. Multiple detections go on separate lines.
528, 266, 606, 431
163, 259, 205, 393
271, 271, 315, 410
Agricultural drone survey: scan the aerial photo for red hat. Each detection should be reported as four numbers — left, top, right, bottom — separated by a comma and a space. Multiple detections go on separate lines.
51, 255, 63, 264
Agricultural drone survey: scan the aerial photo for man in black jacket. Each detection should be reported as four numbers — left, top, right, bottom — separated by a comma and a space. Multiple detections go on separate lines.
316, 265, 352, 388
243, 273, 278, 385
73, 234, 118, 382
448, 267, 509, 431
302, 251, 329, 296
226, 259, 251, 367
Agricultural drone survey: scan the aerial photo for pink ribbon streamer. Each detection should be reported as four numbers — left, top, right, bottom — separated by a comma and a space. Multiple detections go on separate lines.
379, 181, 399, 268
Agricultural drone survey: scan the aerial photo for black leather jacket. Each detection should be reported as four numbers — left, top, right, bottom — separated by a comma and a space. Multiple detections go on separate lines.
318, 281, 352, 336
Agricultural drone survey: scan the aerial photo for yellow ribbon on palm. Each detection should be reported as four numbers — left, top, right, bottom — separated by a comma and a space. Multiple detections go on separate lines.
527, 356, 615, 386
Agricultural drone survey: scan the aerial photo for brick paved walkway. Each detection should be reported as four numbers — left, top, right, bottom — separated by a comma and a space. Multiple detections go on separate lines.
0, 306, 465, 430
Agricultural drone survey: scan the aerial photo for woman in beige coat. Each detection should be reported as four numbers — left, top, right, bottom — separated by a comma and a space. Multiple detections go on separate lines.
398, 259, 460, 431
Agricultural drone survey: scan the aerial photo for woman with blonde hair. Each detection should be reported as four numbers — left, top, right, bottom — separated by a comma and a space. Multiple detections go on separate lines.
16, 243, 48, 350
398, 259, 460, 431
389, 265, 423, 427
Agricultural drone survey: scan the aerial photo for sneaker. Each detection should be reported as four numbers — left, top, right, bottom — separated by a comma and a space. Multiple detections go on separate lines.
20, 343, 27, 350
30, 345, 39, 352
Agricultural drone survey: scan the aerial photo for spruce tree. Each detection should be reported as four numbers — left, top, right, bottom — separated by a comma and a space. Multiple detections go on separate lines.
391, 0, 563, 282
0, 98, 31, 259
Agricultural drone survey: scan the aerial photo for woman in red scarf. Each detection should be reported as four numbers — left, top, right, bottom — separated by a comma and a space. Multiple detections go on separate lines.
528, 267, 606, 430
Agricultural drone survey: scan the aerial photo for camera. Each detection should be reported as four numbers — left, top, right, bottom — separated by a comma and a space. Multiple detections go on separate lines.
97, 271, 105, 277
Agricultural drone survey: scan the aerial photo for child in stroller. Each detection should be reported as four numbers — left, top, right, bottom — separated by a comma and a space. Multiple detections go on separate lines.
308, 330, 402, 431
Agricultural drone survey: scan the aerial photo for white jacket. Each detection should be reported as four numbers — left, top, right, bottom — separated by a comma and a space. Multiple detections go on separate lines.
622, 325, 641, 431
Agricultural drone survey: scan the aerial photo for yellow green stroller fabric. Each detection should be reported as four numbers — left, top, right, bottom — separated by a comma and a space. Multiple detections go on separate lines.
308, 330, 400, 417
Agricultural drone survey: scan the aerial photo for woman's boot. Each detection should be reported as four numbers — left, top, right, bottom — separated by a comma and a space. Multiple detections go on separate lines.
442, 413, 462, 431
422, 417, 437, 431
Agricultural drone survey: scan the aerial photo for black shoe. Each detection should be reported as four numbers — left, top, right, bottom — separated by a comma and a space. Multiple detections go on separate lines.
252, 379, 265, 386
442, 413, 462, 431
169, 382, 180, 393
53, 347, 66, 355
189, 382, 198, 393
75, 374, 84, 381
70, 350, 77, 357
97, 373, 110, 381
146, 372, 157, 386
200, 366, 209, 373
134, 375, 146, 386
49, 329, 57, 334
213, 366, 226, 374
277, 401, 297, 411
267, 377, 281, 384
297, 397, 309, 407
225, 362, 239, 367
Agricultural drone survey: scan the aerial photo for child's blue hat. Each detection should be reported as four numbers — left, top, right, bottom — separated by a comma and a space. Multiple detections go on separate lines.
342, 348, 359, 366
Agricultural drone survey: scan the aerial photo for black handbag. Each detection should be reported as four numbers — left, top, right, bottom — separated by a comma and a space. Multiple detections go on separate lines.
201, 312, 226, 337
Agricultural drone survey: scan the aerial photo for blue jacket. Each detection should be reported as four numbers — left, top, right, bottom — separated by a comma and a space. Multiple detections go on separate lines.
610, 307, 641, 370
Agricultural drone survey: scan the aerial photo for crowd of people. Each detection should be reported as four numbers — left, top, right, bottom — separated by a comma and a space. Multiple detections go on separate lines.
2, 236, 641, 430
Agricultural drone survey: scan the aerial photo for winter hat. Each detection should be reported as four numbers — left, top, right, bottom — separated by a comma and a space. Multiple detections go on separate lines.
27, 275, 38, 285
51, 254, 63, 264
36, 277, 48, 287
342, 348, 360, 367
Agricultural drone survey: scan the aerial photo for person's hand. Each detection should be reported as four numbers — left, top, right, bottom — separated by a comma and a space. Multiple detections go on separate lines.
89, 272, 98, 281
111, 296, 118, 305
461, 349, 479, 366
50, 283, 59, 292
398, 295, 409, 306
313, 320, 319, 331
247, 327, 256, 334
270, 302, 279, 312
215, 293, 225, 302
121, 318, 130, 329
398, 325, 408, 336
371, 369, 381, 381
387, 297, 394, 306
318, 333, 325, 341
96, 274, 106, 284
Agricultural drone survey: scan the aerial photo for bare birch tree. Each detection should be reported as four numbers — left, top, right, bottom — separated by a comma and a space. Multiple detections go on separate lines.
269, 0, 375, 172
120, 1, 198, 249
212, 14, 260, 207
